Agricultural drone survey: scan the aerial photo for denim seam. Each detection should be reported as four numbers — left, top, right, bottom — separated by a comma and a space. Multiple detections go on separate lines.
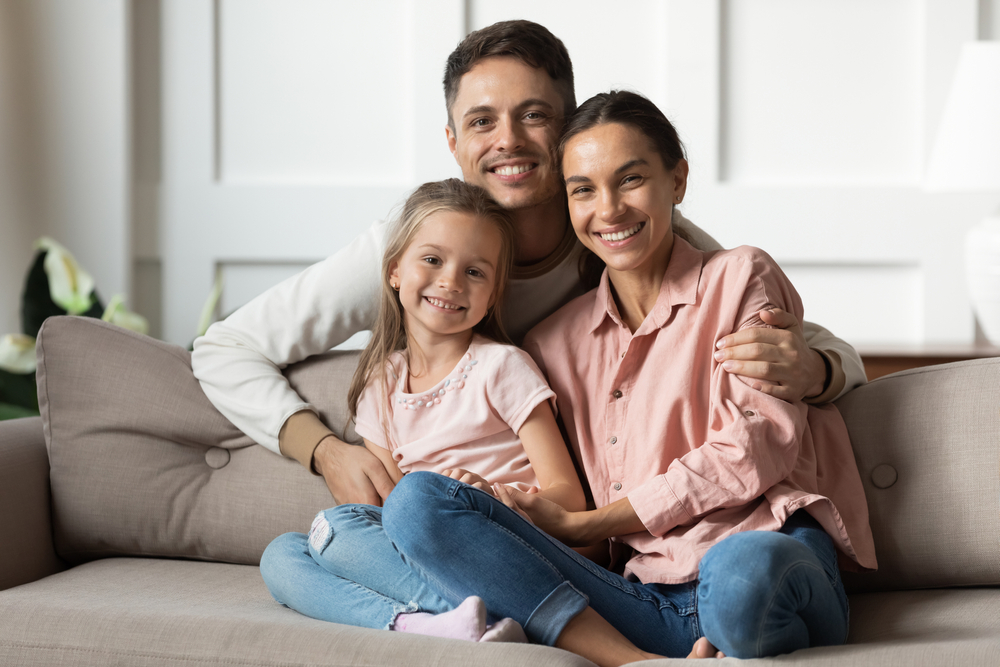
755, 559, 830, 657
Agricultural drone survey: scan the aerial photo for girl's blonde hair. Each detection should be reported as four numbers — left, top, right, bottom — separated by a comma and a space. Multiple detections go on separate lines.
347, 179, 517, 444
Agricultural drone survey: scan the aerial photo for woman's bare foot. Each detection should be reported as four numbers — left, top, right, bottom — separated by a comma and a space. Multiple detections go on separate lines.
686, 636, 725, 659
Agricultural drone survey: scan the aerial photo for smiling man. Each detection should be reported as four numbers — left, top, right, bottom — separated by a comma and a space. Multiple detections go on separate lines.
192, 20, 865, 507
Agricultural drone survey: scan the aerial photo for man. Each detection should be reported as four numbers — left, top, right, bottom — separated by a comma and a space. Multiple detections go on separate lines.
192, 20, 865, 508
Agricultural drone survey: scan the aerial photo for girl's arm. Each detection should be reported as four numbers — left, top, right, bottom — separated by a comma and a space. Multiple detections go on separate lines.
516, 402, 587, 512
362, 439, 406, 486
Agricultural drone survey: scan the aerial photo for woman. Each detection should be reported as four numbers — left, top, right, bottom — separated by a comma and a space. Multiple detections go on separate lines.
379, 91, 876, 665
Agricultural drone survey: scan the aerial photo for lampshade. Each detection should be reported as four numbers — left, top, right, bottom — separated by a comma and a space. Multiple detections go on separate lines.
925, 42, 1000, 192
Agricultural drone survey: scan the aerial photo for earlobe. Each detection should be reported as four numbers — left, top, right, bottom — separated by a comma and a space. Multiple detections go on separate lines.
673, 159, 690, 201
388, 261, 400, 289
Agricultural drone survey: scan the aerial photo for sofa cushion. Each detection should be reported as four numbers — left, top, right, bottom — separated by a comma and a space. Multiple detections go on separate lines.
836, 357, 1000, 592
1, 559, 997, 666
36, 316, 360, 565
0, 558, 590, 667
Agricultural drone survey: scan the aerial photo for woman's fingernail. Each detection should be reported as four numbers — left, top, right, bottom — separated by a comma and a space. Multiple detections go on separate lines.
713, 350, 724, 361
716, 339, 727, 349
722, 361, 735, 371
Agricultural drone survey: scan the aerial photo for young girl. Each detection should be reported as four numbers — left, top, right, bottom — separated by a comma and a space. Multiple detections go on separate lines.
260, 179, 585, 643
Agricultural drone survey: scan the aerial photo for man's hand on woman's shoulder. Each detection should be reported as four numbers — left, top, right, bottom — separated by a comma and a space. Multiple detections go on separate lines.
713, 308, 828, 402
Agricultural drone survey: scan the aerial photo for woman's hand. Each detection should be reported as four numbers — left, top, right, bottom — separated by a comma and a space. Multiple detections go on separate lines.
443, 468, 495, 496
494, 484, 589, 545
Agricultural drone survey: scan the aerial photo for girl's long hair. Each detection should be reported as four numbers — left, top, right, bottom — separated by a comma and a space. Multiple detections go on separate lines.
558, 90, 687, 290
346, 179, 516, 446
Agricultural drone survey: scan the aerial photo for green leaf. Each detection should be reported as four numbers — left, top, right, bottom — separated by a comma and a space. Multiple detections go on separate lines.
0, 368, 38, 411
0, 402, 39, 421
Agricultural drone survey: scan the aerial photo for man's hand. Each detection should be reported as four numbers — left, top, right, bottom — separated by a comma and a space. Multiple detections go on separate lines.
312, 437, 396, 506
714, 308, 828, 402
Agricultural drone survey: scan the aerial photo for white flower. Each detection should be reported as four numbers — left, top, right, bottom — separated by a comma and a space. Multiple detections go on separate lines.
35, 237, 96, 315
101, 295, 149, 335
0, 334, 37, 374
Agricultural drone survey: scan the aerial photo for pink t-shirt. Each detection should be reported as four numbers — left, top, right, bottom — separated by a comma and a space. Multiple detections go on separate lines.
523, 236, 877, 585
354, 335, 556, 492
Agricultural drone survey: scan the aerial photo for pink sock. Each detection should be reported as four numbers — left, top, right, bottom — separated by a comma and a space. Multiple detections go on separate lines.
392, 596, 487, 642
480, 617, 527, 643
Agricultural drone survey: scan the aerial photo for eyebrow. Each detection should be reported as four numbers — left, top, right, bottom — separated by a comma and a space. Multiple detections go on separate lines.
418, 243, 496, 269
565, 158, 651, 184
461, 98, 557, 121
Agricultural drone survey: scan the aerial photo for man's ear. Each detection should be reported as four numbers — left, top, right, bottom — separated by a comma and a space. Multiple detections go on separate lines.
446, 124, 458, 158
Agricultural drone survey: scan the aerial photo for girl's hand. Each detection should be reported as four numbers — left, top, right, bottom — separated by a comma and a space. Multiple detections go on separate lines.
443, 468, 494, 496
494, 484, 587, 545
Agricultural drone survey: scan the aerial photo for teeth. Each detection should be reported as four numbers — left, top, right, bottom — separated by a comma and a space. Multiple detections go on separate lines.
494, 164, 533, 176
426, 297, 461, 310
599, 222, 643, 242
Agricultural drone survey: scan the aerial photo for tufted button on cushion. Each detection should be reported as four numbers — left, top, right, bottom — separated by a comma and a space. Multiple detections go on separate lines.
204, 447, 231, 469
870, 463, 898, 489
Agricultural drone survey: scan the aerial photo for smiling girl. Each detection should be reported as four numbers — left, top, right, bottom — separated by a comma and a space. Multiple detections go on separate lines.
260, 179, 585, 643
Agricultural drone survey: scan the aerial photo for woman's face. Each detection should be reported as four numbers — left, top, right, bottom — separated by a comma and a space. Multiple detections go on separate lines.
562, 122, 687, 279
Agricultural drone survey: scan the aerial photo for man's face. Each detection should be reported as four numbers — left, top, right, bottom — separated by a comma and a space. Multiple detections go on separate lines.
446, 57, 565, 212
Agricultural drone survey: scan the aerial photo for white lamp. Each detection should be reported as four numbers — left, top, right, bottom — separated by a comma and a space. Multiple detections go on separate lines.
925, 42, 1000, 343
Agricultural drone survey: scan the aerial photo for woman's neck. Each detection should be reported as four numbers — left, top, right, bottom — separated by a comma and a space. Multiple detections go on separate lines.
607, 233, 675, 334
404, 328, 474, 394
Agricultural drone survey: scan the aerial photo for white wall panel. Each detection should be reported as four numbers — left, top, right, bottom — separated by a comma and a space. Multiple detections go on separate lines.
470, 1, 669, 107
721, 0, 923, 185
218, 0, 408, 185
781, 263, 923, 346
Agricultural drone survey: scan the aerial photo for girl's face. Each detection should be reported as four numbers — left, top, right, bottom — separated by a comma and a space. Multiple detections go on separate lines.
388, 211, 502, 340
562, 122, 688, 278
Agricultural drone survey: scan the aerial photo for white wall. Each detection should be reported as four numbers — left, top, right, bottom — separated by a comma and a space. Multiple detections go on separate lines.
0, 0, 129, 338
3, 0, 1000, 348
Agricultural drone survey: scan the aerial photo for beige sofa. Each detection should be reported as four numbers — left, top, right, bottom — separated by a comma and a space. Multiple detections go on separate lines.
1, 316, 998, 666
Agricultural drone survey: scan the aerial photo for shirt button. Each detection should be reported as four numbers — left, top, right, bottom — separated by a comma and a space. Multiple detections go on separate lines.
609, 436, 617, 445
744, 410, 755, 417
612, 389, 623, 399
621, 351, 626, 358
613, 482, 622, 491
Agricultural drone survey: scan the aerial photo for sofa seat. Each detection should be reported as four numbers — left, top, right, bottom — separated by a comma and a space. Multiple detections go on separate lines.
2, 557, 997, 666
0, 558, 591, 667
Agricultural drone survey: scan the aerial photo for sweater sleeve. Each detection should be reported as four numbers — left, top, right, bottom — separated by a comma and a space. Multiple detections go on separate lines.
191, 220, 387, 455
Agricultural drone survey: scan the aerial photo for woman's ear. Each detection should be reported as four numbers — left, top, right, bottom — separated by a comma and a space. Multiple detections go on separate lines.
672, 159, 690, 202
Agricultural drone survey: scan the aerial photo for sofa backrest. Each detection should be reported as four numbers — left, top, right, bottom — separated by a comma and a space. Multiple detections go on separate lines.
836, 357, 1000, 592
36, 316, 359, 566
36, 316, 1000, 591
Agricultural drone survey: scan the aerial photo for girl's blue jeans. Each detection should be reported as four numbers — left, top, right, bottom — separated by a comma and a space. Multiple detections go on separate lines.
260, 503, 452, 630
379, 472, 850, 659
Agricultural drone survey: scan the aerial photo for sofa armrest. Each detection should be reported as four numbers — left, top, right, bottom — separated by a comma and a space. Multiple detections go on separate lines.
0, 416, 65, 590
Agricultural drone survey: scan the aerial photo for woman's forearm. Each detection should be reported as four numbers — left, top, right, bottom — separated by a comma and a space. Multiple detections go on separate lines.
534, 482, 587, 512
570, 498, 647, 545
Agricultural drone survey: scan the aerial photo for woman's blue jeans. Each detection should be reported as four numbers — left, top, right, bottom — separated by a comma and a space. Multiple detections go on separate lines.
260, 504, 452, 630
380, 471, 849, 659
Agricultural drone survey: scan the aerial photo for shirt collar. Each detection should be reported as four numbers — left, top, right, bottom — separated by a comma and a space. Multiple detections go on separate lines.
587, 233, 705, 334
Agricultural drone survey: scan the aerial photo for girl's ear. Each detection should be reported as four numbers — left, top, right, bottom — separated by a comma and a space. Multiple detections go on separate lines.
388, 261, 400, 288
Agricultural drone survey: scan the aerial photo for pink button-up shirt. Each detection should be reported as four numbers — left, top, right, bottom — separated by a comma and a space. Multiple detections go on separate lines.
523, 236, 877, 585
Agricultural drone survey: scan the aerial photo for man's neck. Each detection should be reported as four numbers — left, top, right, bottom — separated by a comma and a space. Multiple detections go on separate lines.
510, 195, 570, 266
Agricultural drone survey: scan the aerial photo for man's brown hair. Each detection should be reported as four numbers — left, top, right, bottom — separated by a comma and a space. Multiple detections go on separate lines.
443, 20, 576, 129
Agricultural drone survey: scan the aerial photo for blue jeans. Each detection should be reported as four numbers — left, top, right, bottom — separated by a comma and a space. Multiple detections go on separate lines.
260, 504, 452, 629
381, 471, 849, 659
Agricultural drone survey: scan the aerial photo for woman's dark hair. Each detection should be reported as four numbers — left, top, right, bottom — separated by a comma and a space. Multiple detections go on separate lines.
558, 91, 687, 288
